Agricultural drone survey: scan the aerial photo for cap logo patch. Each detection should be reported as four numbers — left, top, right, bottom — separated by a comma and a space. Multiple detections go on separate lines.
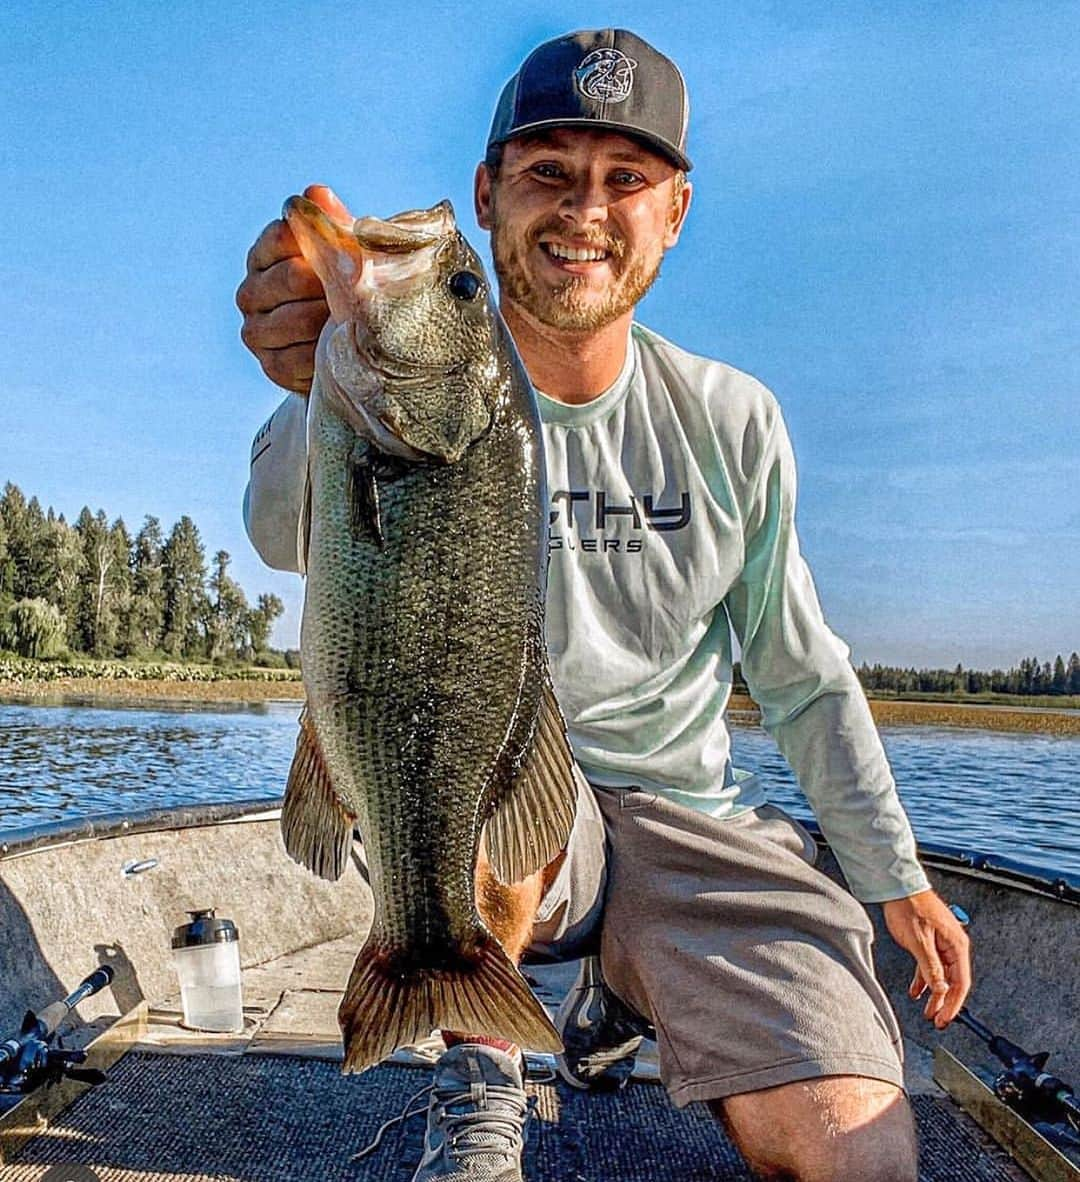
574, 48, 637, 103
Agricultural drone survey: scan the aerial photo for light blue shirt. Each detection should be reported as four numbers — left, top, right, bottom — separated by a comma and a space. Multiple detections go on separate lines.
244, 321, 930, 903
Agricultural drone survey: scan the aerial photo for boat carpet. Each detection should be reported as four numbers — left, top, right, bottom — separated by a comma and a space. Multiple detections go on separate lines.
5, 1049, 1021, 1181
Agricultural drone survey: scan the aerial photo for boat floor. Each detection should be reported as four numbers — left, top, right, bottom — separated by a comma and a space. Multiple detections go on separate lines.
3, 937, 1032, 1181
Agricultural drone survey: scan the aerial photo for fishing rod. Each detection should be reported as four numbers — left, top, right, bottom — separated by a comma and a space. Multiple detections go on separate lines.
0, 965, 114, 1094
954, 1005, 1080, 1151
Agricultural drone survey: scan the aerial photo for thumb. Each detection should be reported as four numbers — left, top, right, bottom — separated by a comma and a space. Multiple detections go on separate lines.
303, 184, 353, 223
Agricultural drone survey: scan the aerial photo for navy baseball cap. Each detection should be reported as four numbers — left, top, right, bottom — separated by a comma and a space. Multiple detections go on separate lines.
487, 29, 692, 172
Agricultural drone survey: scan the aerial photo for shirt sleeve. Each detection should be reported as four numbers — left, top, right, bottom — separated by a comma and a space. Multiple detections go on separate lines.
723, 404, 931, 903
242, 394, 308, 574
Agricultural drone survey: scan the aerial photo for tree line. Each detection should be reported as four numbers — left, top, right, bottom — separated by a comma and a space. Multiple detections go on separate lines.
0, 481, 285, 663
856, 655, 1080, 697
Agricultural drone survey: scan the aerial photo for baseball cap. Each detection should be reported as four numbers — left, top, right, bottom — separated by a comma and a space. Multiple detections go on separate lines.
487, 29, 692, 172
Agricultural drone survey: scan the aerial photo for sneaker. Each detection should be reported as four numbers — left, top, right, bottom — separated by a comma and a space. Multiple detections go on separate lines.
410, 1043, 530, 1182
553, 955, 654, 1092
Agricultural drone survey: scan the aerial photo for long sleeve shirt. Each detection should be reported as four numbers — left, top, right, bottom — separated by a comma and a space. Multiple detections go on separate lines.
244, 321, 930, 903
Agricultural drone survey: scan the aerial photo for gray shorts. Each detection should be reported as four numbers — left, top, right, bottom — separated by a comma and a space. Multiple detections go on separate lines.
528, 773, 905, 1107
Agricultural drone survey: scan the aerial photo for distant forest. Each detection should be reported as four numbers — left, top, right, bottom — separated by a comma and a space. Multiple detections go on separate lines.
0, 481, 285, 664
5, 477, 1080, 695
855, 656, 1080, 698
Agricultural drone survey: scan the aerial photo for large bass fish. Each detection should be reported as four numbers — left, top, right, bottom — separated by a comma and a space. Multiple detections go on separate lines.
280, 194, 576, 1073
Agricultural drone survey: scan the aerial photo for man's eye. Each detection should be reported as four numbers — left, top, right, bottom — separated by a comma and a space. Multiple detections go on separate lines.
611, 171, 644, 187
531, 163, 564, 180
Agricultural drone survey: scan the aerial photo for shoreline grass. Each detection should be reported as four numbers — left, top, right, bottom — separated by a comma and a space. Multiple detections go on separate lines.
729, 693, 1080, 736
2, 658, 1078, 734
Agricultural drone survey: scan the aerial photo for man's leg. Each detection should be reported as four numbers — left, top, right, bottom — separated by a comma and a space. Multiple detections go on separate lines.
410, 841, 580, 1182
591, 788, 916, 1180
439, 852, 552, 1047
715, 1077, 917, 1182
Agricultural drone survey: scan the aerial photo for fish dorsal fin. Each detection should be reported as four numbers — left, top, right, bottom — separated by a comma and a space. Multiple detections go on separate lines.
281, 707, 355, 881
484, 680, 578, 884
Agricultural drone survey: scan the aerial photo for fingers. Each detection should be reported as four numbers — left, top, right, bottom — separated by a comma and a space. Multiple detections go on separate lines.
935, 929, 973, 1027
240, 287, 329, 350
237, 255, 326, 317
237, 214, 329, 393
912, 924, 951, 1025
882, 891, 973, 1030
245, 217, 301, 275
913, 925, 972, 1029
303, 183, 352, 222
258, 341, 319, 395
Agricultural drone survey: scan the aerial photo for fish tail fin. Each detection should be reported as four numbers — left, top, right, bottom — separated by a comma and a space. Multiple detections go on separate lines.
338, 932, 561, 1073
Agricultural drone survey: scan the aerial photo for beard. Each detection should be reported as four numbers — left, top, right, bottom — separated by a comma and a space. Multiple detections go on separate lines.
489, 198, 664, 332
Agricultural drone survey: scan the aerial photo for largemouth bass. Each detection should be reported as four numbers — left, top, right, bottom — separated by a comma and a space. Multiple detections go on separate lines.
280, 194, 577, 1073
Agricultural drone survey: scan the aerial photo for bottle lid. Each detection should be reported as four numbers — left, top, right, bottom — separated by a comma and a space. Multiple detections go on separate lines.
171, 908, 239, 949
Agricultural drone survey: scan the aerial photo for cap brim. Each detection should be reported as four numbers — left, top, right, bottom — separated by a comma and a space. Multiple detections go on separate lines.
490, 117, 692, 172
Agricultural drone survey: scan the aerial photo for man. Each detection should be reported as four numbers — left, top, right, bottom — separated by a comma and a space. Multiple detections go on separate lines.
237, 29, 971, 1182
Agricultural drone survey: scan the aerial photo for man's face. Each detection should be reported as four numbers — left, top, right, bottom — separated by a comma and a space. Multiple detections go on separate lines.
475, 129, 691, 333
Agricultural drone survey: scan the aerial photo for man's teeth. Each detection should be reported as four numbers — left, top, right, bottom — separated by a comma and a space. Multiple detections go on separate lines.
544, 243, 608, 262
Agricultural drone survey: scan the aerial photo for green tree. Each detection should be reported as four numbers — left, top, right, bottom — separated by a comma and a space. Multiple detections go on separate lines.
42, 513, 84, 643
161, 516, 207, 658
19, 497, 52, 600
0, 513, 10, 615
0, 483, 32, 598
1052, 654, 1068, 695
127, 516, 166, 654
2, 597, 66, 658
107, 518, 134, 655
74, 508, 130, 656
1068, 652, 1080, 695
206, 550, 250, 660
247, 592, 284, 656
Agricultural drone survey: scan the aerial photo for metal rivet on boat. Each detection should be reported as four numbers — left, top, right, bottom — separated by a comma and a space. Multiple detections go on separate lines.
121, 858, 159, 877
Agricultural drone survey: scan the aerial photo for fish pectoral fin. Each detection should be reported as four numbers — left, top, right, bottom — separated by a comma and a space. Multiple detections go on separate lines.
281, 707, 356, 881
484, 679, 578, 885
346, 443, 385, 547
338, 931, 562, 1074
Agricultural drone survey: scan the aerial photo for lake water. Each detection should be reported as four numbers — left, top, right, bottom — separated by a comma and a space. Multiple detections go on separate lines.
1, 699, 1078, 877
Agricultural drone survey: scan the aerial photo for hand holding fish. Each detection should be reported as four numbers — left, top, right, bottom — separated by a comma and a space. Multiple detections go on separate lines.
235, 184, 339, 393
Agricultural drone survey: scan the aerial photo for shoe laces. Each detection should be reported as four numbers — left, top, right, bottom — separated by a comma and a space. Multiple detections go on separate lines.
350, 1073, 541, 1164
433, 1080, 529, 1161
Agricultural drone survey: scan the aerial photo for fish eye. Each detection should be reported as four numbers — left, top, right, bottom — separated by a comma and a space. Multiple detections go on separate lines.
448, 271, 482, 301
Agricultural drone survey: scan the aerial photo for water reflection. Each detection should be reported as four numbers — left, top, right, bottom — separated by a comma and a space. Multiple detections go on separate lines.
1, 701, 1077, 877
0, 700, 302, 827
730, 722, 1080, 877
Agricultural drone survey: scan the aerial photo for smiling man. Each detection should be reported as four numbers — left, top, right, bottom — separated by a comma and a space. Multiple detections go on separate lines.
237, 29, 971, 1182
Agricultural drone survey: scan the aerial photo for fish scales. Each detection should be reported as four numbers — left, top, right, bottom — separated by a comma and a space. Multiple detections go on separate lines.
278, 195, 577, 1072
307, 400, 542, 953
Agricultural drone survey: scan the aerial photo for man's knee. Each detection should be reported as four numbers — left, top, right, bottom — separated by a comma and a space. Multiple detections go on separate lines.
711, 1075, 917, 1182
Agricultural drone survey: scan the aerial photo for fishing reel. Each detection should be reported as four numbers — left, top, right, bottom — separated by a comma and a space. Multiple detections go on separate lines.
0, 967, 113, 1095
956, 1007, 1080, 1154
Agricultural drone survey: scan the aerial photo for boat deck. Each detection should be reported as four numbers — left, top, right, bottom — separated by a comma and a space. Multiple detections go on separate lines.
2, 937, 1032, 1181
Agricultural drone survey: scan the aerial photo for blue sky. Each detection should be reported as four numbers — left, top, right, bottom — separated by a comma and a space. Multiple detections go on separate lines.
1, 2, 1077, 668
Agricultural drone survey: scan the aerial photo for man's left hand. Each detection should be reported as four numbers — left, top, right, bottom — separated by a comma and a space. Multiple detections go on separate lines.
881, 889, 972, 1029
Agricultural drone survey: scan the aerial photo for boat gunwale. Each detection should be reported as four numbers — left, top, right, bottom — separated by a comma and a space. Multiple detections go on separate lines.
0, 797, 283, 861
1, 798, 1076, 905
